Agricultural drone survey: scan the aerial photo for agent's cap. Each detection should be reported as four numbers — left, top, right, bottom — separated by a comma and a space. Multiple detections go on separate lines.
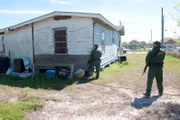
153, 41, 161, 47
94, 44, 98, 48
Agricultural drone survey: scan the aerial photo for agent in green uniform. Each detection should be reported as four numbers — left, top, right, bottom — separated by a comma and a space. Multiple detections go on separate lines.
87, 44, 102, 79
144, 41, 166, 97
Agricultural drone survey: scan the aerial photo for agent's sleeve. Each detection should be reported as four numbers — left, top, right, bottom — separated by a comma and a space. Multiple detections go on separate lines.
88, 51, 93, 62
146, 51, 151, 65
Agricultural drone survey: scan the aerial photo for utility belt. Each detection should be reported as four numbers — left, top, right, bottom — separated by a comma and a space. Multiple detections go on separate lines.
93, 59, 101, 61
150, 62, 163, 67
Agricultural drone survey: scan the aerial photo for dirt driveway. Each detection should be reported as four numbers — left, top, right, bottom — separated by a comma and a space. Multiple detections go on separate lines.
26, 81, 180, 120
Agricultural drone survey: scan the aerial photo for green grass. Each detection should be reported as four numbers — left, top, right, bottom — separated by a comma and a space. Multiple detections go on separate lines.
97, 54, 180, 84
0, 73, 76, 90
165, 54, 180, 64
97, 56, 142, 84
0, 99, 43, 120
130, 48, 148, 52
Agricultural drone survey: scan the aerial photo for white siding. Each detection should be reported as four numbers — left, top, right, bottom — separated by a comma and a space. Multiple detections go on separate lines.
0, 35, 4, 52
94, 23, 120, 66
34, 16, 93, 55
4, 25, 33, 64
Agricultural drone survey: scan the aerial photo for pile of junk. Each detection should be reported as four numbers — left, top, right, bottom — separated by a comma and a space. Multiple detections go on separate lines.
0, 57, 86, 80
0, 57, 32, 78
45, 68, 85, 80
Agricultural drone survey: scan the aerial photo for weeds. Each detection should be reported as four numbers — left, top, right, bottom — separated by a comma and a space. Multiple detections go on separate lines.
0, 99, 43, 120
122, 61, 128, 65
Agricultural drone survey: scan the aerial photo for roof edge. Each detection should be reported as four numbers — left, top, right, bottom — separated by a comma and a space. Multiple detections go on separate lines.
0, 11, 123, 32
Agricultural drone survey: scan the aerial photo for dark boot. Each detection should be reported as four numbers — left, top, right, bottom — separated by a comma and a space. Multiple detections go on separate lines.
143, 93, 150, 97
143, 89, 151, 97
158, 90, 163, 96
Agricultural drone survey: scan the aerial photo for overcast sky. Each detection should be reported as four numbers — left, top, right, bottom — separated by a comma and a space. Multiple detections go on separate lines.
0, 0, 179, 42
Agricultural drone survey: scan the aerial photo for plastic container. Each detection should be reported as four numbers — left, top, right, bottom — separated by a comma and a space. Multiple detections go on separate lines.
45, 70, 56, 76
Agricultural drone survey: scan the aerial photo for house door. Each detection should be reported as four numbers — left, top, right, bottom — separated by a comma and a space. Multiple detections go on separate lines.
54, 28, 67, 54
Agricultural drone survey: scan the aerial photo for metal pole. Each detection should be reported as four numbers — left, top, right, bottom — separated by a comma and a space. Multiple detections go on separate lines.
161, 7, 164, 47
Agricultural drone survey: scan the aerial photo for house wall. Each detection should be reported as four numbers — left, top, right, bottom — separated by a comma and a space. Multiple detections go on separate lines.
0, 35, 5, 57
93, 22, 120, 67
3, 15, 122, 70
4, 25, 33, 64
33, 16, 94, 69
34, 16, 93, 55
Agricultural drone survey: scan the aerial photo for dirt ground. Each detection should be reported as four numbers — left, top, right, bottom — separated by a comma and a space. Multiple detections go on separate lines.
0, 54, 180, 120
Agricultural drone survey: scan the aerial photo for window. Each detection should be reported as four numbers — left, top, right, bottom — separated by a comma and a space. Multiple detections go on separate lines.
0, 37, 5, 53
101, 32, 105, 53
112, 33, 115, 43
54, 27, 67, 54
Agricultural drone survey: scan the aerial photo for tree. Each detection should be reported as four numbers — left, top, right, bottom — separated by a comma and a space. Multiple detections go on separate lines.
122, 41, 128, 46
171, 1, 180, 26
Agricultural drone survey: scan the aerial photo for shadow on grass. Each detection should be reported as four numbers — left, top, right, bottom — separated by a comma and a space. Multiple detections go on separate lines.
0, 74, 77, 90
131, 95, 160, 109
76, 77, 97, 84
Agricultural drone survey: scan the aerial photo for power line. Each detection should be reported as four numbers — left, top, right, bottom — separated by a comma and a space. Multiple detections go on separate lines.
125, 29, 162, 35
125, 31, 150, 34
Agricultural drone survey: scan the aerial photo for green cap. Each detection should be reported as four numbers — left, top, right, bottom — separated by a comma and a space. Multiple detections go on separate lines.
153, 41, 161, 47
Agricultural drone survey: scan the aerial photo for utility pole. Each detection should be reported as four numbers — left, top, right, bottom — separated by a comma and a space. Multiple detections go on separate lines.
161, 7, 164, 47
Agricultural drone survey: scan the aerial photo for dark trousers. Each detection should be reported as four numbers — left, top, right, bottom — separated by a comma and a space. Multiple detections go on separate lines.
87, 60, 101, 79
146, 66, 164, 96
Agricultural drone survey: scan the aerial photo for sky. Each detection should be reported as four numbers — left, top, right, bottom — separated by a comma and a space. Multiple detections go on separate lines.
0, 0, 179, 43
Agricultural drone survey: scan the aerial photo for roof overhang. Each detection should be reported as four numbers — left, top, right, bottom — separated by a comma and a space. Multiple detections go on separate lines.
0, 11, 124, 34
119, 26, 125, 35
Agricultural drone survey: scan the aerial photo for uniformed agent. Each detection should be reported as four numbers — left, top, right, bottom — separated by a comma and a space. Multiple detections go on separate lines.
87, 44, 102, 79
144, 41, 166, 97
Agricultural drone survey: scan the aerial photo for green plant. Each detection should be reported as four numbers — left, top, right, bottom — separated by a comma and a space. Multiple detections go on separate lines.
0, 99, 43, 120
122, 61, 128, 65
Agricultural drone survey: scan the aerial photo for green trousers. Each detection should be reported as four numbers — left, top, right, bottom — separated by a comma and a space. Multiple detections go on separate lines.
87, 60, 100, 79
146, 66, 164, 96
